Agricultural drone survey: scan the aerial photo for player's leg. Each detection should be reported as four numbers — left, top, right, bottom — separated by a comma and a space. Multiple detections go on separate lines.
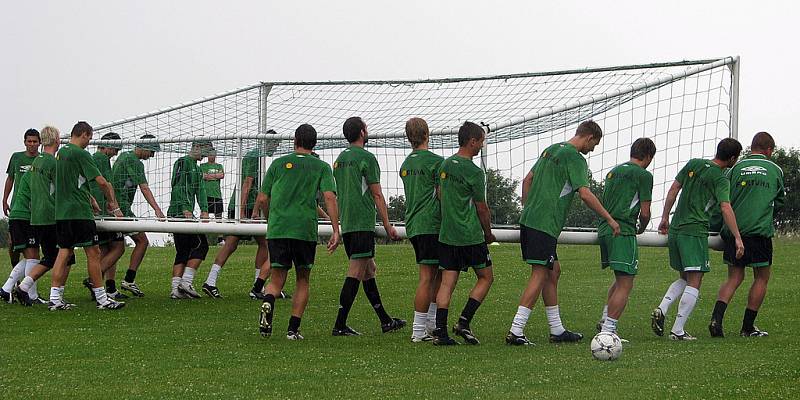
102, 238, 126, 299
170, 233, 190, 298
1, 221, 30, 302
452, 244, 493, 345
670, 235, 709, 340
286, 268, 311, 340
741, 266, 771, 336
652, 234, 688, 336
603, 272, 634, 334
260, 267, 288, 337
86, 244, 124, 309
709, 265, 744, 337
427, 268, 442, 334
49, 247, 75, 309
177, 234, 208, 299
507, 265, 548, 345
412, 264, 438, 341
16, 225, 58, 305
332, 232, 372, 336
120, 232, 148, 297
16, 246, 41, 302
599, 235, 637, 336
432, 268, 460, 345
542, 259, 583, 343
205, 235, 239, 293
363, 258, 405, 332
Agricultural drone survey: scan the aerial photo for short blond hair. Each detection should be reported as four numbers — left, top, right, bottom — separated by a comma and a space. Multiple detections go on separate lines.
40, 126, 60, 146
405, 117, 429, 148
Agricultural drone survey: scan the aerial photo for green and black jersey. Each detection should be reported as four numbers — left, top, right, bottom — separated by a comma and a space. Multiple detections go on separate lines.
599, 162, 653, 237
721, 154, 785, 238
29, 153, 56, 226
167, 155, 208, 217
333, 146, 381, 234
89, 151, 113, 217
437, 155, 486, 246
228, 149, 261, 213
5, 151, 37, 208
8, 173, 31, 221
200, 162, 224, 199
400, 149, 444, 238
670, 158, 730, 237
111, 151, 149, 217
55, 143, 101, 221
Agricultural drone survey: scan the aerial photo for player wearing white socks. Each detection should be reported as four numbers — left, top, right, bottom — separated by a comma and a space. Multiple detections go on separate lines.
651, 138, 744, 340
1, 172, 41, 304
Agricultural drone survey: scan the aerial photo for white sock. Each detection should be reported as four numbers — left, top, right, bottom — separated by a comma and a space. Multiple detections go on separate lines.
181, 267, 196, 285
171, 277, 181, 291
658, 278, 687, 314
510, 305, 532, 336
600, 304, 608, 323
671, 286, 699, 335
545, 305, 565, 335
25, 259, 39, 299
19, 276, 35, 293
601, 317, 618, 333
254, 268, 260, 281
93, 286, 108, 304
426, 302, 437, 331
2, 259, 26, 292
49, 286, 61, 304
412, 311, 428, 339
206, 264, 222, 287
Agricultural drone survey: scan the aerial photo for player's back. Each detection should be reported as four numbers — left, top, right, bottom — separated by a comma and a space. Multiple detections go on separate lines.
334, 146, 379, 233
438, 154, 485, 246
723, 154, 785, 237
599, 162, 653, 236
29, 153, 56, 226
671, 158, 728, 236
400, 149, 444, 238
55, 143, 98, 221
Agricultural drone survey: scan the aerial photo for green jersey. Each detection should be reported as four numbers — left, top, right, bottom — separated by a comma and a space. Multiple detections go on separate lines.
519, 142, 590, 238
29, 153, 57, 226
89, 151, 113, 217
55, 143, 101, 221
598, 162, 653, 237
261, 153, 336, 241
167, 155, 208, 217
438, 155, 486, 246
670, 158, 730, 237
333, 146, 381, 234
5, 151, 37, 208
8, 173, 31, 221
721, 154, 785, 238
111, 151, 148, 217
400, 150, 444, 238
228, 150, 260, 212
200, 162, 224, 198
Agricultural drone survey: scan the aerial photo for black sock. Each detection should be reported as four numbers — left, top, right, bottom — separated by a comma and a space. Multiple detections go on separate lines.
742, 308, 758, 332
263, 294, 276, 324
335, 277, 360, 328
252, 278, 266, 293
124, 269, 137, 283
458, 297, 482, 328
435, 308, 449, 333
712, 300, 728, 322
105, 279, 116, 293
362, 278, 393, 325
288, 315, 301, 332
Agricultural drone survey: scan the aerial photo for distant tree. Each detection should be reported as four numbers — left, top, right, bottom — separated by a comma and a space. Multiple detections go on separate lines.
564, 175, 605, 229
485, 168, 521, 225
388, 195, 405, 222
772, 147, 800, 233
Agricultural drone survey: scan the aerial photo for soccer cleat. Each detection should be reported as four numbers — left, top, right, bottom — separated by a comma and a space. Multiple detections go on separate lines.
381, 318, 407, 333
177, 282, 201, 298
13, 286, 32, 306
249, 289, 267, 300
709, 319, 724, 338
31, 297, 48, 305
505, 331, 534, 346
0, 288, 13, 304
432, 335, 459, 346
651, 308, 665, 337
669, 331, 697, 341
596, 319, 604, 333
549, 329, 584, 343
202, 283, 222, 298
411, 333, 435, 343
259, 302, 273, 337
82, 278, 96, 300
278, 291, 292, 300
120, 280, 145, 297
453, 323, 480, 345
48, 301, 75, 311
170, 287, 188, 299
97, 298, 126, 310
332, 326, 361, 336
740, 327, 769, 337
286, 331, 304, 340
107, 291, 129, 300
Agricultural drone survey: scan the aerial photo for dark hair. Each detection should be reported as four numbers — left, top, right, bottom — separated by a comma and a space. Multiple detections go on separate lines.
71, 121, 93, 137
343, 117, 365, 143
715, 138, 742, 161
575, 120, 603, 139
751, 131, 775, 152
457, 121, 484, 147
24, 128, 40, 141
295, 124, 317, 150
630, 137, 656, 160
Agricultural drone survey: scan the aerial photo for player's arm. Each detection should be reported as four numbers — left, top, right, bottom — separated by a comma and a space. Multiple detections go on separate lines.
94, 176, 122, 217
720, 201, 744, 259
637, 201, 652, 234
578, 187, 620, 236
323, 191, 340, 253
658, 180, 682, 234
475, 201, 496, 243
139, 183, 165, 219
240, 176, 254, 219
317, 205, 330, 220
89, 195, 101, 215
369, 183, 400, 240
196, 173, 209, 220
252, 192, 268, 220
2, 174, 13, 216
521, 170, 534, 206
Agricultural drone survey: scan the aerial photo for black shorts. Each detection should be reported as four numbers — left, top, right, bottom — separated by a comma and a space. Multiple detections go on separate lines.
343, 231, 375, 259
520, 225, 558, 269
410, 234, 440, 266
439, 242, 492, 272
98, 231, 125, 246
268, 238, 316, 269
173, 233, 209, 265
723, 235, 773, 268
35, 225, 75, 269
207, 197, 224, 216
56, 220, 99, 249
9, 219, 37, 251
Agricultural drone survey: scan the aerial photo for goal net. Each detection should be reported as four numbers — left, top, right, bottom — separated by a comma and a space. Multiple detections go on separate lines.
87, 57, 739, 244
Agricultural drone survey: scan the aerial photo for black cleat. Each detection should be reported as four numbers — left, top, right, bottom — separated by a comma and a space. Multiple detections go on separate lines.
332, 326, 361, 336
107, 291, 130, 300
432, 335, 459, 346
505, 331, 534, 346
202, 283, 222, 298
740, 327, 769, 337
278, 291, 292, 300
249, 289, 267, 300
82, 278, 96, 300
549, 329, 583, 343
381, 318, 407, 333
259, 302, 273, 337
651, 308, 665, 337
669, 331, 697, 341
453, 323, 480, 345
709, 319, 724, 338
31, 297, 48, 305
1, 288, 14, 304
13, 286, 32, 306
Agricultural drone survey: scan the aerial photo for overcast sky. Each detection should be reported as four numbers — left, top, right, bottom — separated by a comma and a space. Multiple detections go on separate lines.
2, 0, 798, 169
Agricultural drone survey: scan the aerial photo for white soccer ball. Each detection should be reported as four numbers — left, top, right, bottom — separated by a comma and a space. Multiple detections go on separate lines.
590, 332, 623, 361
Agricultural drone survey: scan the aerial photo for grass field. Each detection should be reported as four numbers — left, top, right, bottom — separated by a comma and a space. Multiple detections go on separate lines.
1, 239, 798, 399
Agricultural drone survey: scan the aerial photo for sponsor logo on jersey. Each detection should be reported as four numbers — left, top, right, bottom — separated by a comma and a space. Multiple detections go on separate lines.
741, 165, 768, 176
285, 162, 293, 169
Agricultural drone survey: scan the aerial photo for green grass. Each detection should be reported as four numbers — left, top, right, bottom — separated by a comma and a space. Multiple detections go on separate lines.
1, 239, 799, 399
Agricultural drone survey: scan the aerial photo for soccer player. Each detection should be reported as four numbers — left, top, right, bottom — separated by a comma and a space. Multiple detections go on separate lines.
709, 132, 785, 338
431, 121, 495, 346
3, 128, 40, 269
331, 116, 405, 336
651, 138, 744, 341
256, 124, 341, 340
400, 117, 444, 342
200, 150, 225, 220
111, 134, 164, 297
14, 126, 74, 307
595, 138, 656, 337
506, 120, 619, 346
168, 141, 211, 299
49, 121, 125, 310
1, 171, 41, 303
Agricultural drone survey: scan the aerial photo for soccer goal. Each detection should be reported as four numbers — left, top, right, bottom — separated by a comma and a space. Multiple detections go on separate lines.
87, 57, 740, 247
